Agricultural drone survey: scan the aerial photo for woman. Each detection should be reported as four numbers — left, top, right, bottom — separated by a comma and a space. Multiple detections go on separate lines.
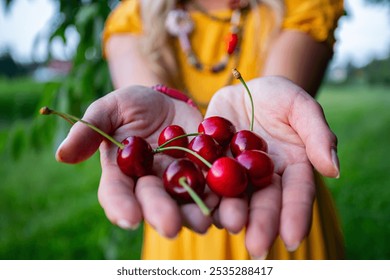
58, 0, 344, 259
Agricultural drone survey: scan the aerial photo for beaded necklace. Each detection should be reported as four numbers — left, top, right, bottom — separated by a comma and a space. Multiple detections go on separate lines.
165, 1, 249, 74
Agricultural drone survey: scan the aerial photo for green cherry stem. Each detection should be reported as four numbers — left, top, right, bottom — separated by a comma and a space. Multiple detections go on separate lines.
155, 146, 212, 169
155, 143, 211, 216
232, 68, 255, 132
157, 132, 201, 149
40, 107, 75, 125
179, 177, 211, 216
39, 106, 125, 149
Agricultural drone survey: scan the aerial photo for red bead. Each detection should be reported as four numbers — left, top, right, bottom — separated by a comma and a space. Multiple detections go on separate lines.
226, 33, 238, 55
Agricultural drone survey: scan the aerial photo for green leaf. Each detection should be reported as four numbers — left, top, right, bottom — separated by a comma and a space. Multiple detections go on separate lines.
75, 4, 99, 30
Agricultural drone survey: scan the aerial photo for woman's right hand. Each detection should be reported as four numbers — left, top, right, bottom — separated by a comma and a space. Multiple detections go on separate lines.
55, 85, 219, 238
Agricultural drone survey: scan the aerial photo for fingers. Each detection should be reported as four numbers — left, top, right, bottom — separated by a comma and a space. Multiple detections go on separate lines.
180, 191, 219, 234
289, 93, 340, 178
245, 175, 282, 259
99, 139, 183, 238
97, 142, 143, 229
279, 163, 316, 251
218, 196, 248, 234
99, 140, 213, 238
135, 175, 182, 238
98, 138, 180, 238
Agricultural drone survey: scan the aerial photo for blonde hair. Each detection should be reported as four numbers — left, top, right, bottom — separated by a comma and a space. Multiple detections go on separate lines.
139, 0, 284, 88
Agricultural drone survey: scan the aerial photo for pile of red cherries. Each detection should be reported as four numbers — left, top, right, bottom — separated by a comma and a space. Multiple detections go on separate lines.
118, 117, 274, 205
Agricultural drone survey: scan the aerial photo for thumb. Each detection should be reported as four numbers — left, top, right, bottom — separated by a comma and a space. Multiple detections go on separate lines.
56, 98, 118, 164
289, 93, 340, 178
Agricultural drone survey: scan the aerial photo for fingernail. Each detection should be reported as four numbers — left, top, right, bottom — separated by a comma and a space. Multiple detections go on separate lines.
286, 242, 300, 252
155, 226, 167, 237
58, 136, 69, 150
117, 219, 139, 230
55, 136, 70, 162
251, 251, 268, 260
155, 226, 180, 239
331, 148, 340, 179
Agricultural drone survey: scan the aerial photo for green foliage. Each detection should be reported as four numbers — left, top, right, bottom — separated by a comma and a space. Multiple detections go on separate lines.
335, 56, 390, 86
45, 1, 117, 115
363, 58, 390, 85
0, 77, 44, 125
39, 1, 118, 152
0, 77, 59, 156
0, 77, 45, 156
1, 0, 119, 156
0, 52, 30, 77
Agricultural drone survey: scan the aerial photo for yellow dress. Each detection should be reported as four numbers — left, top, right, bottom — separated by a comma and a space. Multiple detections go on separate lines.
103, 0, 345, 259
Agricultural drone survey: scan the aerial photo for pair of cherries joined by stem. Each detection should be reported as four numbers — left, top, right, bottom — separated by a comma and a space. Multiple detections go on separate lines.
40, 69, 274, 216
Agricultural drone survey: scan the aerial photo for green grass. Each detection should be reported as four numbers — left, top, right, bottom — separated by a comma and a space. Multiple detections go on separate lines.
0, 145, 143, 260
0, 77, 142, 260
0, 77, 389, 260
0, 77, 44, 129
318, 84, 390, 260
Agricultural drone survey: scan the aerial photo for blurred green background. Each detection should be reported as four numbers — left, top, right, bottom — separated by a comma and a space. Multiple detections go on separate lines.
1, 0, 389, 260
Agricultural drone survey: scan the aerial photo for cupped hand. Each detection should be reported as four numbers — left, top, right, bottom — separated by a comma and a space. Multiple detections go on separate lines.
55, 85, 219, 238
205, 76, 339, 258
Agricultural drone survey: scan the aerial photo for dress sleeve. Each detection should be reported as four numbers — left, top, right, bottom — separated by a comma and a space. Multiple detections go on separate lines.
282, 0, 344, 46
102, 0, 143, 48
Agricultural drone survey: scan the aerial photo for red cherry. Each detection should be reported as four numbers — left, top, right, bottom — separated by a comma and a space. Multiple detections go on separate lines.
236, 150, 274, 190
187, 134, 223, 170
206, 157, 248, 197
230, 130, 268, 157
117, 136, 154, 179
39, 107, 155, 179
198, 116, 236, 147
158, 125, 188, 158
163, 159, 205, 203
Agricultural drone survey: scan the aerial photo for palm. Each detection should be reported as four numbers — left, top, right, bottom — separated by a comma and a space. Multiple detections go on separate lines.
106, 86, 201, 145
206, 76, 338, 257
207, 78, 312, 177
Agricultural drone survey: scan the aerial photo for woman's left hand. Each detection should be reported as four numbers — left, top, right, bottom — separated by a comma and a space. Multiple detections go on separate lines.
205, 76, 339, 259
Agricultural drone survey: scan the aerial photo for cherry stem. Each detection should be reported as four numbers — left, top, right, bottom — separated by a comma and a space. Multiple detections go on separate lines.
39, 106, 125, 149
232, 68, 254, 132
155, 146, 212, 169
179, 177, 211, 216
157, 132, 201, 149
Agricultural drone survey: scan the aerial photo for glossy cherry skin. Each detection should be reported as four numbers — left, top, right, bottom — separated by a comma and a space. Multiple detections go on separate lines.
117, 136, 154, 179
236, 150, 274, 190
230, 130, 268, 157
187, 134, 223, 170
198, 116, 236, 147
163, 159, 206, 203
158, 125, 188, 158
206, 157, 248, 197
